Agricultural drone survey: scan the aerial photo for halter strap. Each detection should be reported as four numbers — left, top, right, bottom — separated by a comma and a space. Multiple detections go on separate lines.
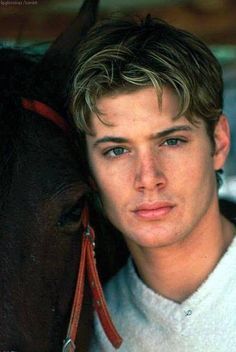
21, 98, 122, 351
21, 98, 70, 134
63, 207, 122, 351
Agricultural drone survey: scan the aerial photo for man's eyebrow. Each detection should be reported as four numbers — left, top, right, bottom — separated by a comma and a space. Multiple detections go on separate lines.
151, 125, 194, 139
92, 125, 194, 148
93, 136, 129, 147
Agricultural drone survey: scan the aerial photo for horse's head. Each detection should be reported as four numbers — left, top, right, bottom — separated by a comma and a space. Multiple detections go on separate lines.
0, 1, 103, 351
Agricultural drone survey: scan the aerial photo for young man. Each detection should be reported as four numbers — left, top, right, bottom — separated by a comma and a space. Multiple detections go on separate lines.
70, 16, 236, 351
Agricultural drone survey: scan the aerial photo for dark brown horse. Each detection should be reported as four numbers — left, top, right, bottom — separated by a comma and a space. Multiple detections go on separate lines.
0, 1, 123, 351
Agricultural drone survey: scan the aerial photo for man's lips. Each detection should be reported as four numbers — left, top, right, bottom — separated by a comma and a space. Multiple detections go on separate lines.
133, 202, 175, 220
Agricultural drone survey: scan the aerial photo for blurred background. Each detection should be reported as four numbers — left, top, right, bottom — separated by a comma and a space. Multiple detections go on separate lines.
1, 0, 235, 200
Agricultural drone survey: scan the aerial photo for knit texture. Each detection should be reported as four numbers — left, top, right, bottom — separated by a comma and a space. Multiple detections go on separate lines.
90, 236, 236, 351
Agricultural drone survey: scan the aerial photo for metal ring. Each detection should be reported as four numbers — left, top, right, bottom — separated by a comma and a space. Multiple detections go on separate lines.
62, 337, 76, 352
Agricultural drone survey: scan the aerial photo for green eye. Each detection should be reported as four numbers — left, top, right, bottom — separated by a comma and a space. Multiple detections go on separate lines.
163, 138, 187, 146
105, 147, 129, 157
166, 139, 179, 145
112, 147, 126, 155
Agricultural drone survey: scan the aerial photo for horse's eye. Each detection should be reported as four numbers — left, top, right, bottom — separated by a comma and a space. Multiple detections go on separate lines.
57, 198, 85, 227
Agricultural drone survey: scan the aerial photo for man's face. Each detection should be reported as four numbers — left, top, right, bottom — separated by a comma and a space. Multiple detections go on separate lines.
86, 86, 229, 252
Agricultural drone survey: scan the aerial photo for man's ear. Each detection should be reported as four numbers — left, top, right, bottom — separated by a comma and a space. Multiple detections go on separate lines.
213, 114, 231, 171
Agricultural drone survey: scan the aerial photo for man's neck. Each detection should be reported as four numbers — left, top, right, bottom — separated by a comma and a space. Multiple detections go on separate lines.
128, 215, 235, 303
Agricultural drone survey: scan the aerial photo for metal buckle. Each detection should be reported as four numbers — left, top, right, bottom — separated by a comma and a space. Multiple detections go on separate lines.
84, 225, 95, 247
62, 337, 76, 352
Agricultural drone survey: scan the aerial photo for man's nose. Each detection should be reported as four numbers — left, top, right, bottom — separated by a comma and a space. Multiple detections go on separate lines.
134, 151, 167, 192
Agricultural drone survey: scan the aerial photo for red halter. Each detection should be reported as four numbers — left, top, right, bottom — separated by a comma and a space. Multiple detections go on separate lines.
21, 98, 122, 351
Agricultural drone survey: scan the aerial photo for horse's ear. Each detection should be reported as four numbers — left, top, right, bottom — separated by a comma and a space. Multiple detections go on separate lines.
43, 0, 99, 62
32, 0, 100, 112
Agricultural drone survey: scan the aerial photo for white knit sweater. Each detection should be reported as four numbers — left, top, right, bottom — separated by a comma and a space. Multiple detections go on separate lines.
90, 236, 236, 351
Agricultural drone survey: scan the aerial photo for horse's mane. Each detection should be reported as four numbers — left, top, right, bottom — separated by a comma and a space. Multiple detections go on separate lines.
0, 48, 40, 210
0, 46, 81, 213
0, 47, 39, 94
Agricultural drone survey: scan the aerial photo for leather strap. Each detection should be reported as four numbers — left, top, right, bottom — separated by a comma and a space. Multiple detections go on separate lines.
21, 98, 70, 134
62, 227, 87, 352
86, 225, 122, 348
62, 207, 122, 351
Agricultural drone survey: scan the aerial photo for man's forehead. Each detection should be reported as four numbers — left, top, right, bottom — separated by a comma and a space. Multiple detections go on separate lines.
89, 87, 178, 127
